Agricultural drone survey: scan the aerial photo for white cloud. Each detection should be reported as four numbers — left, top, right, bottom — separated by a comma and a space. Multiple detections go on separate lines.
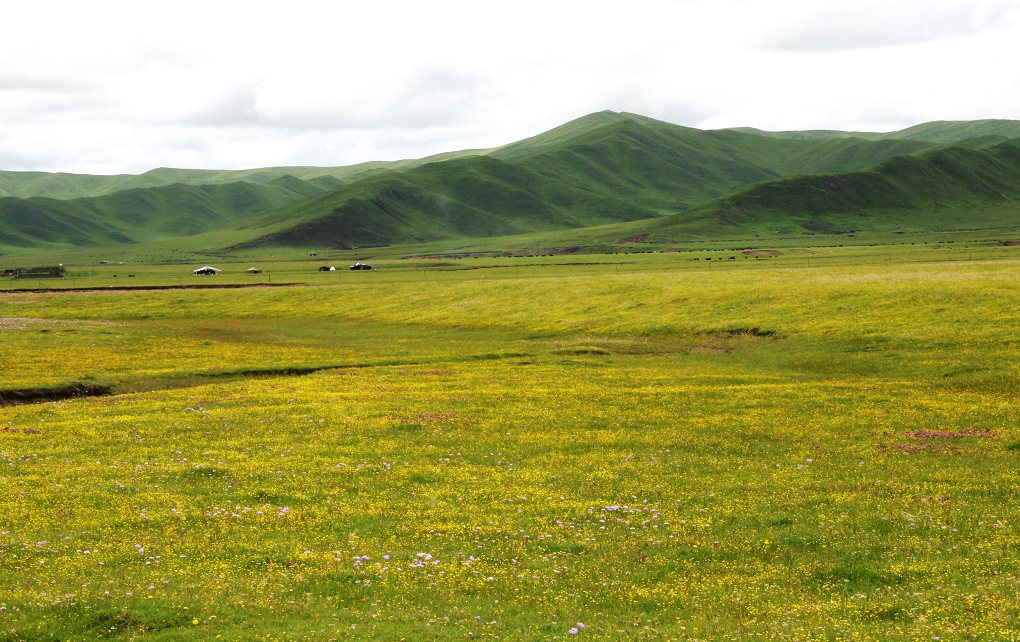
2, 0, 1019, 173
758, 0, 1019, 52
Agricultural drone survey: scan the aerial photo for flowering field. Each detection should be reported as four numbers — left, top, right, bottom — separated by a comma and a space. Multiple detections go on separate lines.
1, 254, 1018, 640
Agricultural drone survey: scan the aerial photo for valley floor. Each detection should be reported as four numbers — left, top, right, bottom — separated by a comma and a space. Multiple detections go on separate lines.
1, 248, 1018, 640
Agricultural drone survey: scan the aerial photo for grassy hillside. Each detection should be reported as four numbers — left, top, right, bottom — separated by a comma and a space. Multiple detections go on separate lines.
727, 118, 1020, 144
495, 112, 937, 178
644, 140, 1020, 240
1, 111, 937, 203
891, 119, 1020, 143
0, 150, 488, 200
2, 112, 1019, 255
0, 177, 328, 250
231, 155, 659, 248
227, 113, 949, 250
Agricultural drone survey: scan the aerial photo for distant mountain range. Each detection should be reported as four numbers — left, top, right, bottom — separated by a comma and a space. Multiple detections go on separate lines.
2, 112, 1019, 254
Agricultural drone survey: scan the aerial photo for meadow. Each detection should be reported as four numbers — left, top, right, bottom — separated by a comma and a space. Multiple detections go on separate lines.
1, 244, 1019, 640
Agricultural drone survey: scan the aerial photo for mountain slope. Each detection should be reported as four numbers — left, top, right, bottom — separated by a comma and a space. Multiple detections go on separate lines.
0, 177, 328, 249
0, 149, 488, 200
642, 140, 1020, 239
1, 113, 970, 203
2, 112, 1019, 254
501, 113, 937, 205
231, 154, 659, 248
888, 119, 1020, 144
227, 112, 954, 249
726, 119, 1020, 145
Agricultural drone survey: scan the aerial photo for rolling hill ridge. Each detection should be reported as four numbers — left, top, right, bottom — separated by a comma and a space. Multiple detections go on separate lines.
0, 177, 329, 249
643, 139, 1020, 240
1, 112, 1018, 254
226, 113, 1019, 249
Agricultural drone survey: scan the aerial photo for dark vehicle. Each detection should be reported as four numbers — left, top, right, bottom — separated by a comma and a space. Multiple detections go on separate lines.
349, 262, 373, 271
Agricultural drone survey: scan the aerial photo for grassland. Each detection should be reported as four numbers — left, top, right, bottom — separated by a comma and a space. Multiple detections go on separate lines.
1, 243, 1018, 640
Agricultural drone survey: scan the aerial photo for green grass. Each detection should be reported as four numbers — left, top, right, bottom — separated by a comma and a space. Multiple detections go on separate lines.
0, 249, 1017, 640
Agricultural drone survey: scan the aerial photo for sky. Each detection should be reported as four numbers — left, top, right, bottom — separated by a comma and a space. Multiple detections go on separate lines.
2, 0, 1019, 174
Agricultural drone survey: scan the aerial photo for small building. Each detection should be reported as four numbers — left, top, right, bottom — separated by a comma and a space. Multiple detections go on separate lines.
349, 262, 373, 271
245, 267, 262, 274
193, 266, 220, 275
318, 266, 336, 272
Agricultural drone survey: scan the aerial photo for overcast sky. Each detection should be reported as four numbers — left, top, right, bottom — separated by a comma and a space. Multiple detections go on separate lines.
3, 0, 1019, 174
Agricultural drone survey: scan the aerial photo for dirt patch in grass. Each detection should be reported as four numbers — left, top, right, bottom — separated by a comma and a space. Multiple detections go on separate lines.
405, 246, 586, 259
903, 428, 995, 439
742, 249, 782, 256
620, 234, 650, 243
387, 411, 462, 423
1, 426, 42, 435
0, 382, 113, 406
4, 283, 301, 294
689, 345, 727, 354
0, 317, 40, 330
404, 251, 514, 259
553, 346, 612, 355
0, 317, 123, 331
715, 327, 779, 338
885, 426, 995, 454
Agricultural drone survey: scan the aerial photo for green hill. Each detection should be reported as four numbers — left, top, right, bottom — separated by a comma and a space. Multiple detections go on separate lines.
0, 150, 488, 200
726, 119, 1020, 144
2, 112, 968, 203
230, 154, 659, 248
226, 112, 954, 249
2, 112, 1019, 255
642, 140, 1020, 240
0, 177, 328, 250
888, 119, 1020, 144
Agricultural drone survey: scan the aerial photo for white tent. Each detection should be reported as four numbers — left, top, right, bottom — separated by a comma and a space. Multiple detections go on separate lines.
193, 266, 221, 275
